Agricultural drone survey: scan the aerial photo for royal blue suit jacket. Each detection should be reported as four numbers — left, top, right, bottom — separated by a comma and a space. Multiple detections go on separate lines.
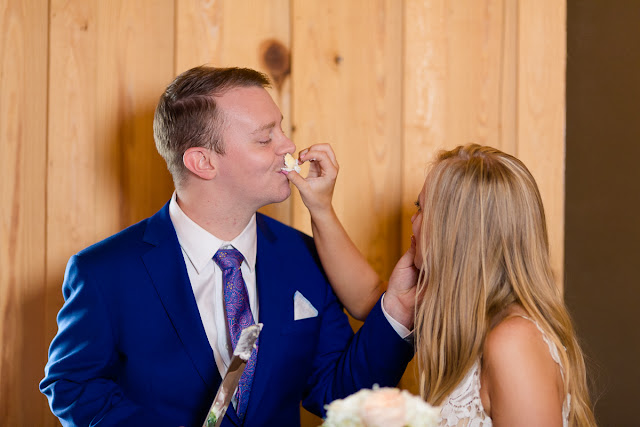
41, 202, 414, 426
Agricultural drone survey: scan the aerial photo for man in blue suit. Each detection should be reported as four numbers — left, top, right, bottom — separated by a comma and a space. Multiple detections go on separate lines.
41, 66, 415, 426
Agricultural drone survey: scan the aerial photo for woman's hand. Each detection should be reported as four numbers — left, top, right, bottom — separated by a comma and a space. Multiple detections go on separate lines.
284, 143, 338, 217
384, 236, 419, 330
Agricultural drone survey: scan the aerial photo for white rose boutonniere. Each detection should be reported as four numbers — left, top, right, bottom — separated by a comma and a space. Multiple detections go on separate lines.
322, 385, 440, 427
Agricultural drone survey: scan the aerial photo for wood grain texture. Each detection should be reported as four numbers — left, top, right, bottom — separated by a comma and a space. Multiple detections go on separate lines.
47, 0, 174, 284
0, 0, 48, 425
45, 1, 174, 423
292, 0, 403, 278
176, 0, 293, 223
402, 0, 515, 246
516, 0, 566, 289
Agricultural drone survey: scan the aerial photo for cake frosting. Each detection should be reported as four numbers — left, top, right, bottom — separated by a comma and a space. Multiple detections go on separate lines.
281, 153, 301, 173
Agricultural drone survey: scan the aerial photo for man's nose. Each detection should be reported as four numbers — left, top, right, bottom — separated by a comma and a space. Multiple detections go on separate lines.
278, 133, 296, 154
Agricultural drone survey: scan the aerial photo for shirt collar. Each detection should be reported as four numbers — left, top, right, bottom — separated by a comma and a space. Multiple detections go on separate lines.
168, 192, 257, 274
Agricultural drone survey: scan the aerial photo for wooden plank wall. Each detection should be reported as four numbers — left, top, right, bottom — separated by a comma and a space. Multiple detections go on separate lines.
1, 1, 48, 425
0, 1, 565, 425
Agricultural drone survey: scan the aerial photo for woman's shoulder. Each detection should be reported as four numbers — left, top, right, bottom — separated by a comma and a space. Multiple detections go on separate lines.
481, 313, 565, 424
483, 314, 560, 377
485, 314, 543, 351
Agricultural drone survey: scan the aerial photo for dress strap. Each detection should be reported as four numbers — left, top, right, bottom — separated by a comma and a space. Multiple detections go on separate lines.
510, 315, 565, 380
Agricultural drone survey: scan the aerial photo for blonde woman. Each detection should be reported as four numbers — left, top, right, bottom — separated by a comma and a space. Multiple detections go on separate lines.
285, 143, 596, 426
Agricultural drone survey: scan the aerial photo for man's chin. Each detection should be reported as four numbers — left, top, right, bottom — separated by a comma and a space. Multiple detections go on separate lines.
260, 187, 292, 208
274, 187, 292, 204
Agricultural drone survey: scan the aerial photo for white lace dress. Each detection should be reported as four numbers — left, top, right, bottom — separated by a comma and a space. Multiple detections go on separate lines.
438, 316, 571, 427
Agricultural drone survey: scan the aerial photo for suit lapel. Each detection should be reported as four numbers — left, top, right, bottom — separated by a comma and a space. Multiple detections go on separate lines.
243, 214, 290, 422
141, 203, 220, 391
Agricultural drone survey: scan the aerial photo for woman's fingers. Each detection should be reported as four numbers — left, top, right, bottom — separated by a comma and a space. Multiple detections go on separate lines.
283, 169, 306, 191
284, 144, 339, 213
299, 143, 339, 171
306, 150, 339, 180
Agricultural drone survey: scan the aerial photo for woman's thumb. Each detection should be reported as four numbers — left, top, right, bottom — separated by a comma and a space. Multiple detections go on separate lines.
284, 170, 306, 190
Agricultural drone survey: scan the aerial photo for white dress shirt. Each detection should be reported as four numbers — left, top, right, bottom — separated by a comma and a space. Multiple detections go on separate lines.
169, 193, 258, 380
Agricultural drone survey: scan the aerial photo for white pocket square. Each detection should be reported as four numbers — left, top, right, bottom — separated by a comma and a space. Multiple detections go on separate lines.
293, 291, 318, 320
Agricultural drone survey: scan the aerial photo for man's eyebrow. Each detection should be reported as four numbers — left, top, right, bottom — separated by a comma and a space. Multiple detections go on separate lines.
251, 115, 283, 134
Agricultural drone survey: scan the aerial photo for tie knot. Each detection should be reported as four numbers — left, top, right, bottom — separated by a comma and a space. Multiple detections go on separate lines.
213, 248, 244, 270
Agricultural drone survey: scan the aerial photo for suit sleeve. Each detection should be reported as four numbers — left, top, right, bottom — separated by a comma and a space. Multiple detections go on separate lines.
301, 286, 415, 417
40, 255, 170, 427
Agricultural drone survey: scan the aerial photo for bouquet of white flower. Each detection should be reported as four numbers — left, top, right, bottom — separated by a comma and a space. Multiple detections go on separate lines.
322, 385, 440, 427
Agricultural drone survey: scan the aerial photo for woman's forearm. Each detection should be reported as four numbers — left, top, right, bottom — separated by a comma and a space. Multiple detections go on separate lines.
310, 206, 383, 320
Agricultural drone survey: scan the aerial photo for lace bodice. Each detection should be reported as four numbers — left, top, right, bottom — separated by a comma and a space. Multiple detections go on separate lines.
438, 316, 571, 427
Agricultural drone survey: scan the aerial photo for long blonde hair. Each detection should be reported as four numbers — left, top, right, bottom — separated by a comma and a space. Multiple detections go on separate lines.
414, 144, 596, 425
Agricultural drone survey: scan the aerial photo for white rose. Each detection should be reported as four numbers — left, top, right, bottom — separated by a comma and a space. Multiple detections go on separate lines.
358, 388, 407, 427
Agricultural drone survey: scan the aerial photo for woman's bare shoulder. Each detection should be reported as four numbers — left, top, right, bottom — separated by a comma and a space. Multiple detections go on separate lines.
484, 315, 559, 378
481, 315, 564, 426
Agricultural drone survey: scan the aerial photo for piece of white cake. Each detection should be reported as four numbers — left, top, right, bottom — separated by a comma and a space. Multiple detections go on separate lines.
281, 153, 301, 173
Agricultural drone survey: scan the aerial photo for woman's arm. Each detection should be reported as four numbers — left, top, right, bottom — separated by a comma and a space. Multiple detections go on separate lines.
481, 316, 566, 427
285, 144, 383, 320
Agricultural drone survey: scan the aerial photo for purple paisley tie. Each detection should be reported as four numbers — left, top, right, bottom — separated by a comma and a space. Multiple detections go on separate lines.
213, 248, 258, 421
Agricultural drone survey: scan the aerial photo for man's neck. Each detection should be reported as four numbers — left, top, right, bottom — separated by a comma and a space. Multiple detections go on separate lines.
175, 189, 255, 241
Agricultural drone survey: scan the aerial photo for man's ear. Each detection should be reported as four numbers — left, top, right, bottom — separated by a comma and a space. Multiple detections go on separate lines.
183, 147, 217, 180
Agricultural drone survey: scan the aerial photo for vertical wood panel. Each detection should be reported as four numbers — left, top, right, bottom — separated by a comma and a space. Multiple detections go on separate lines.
47, 0, 174, 284
402, 0, 565, 283
105, 2, 176, 226
176, 0, 292, 223
292, 0, 403, 280
500, 0, 518, 156
516, 0, 566, 288
0, 0, 48, 425
402, 0, 515, 245
46, 1, 175, 423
